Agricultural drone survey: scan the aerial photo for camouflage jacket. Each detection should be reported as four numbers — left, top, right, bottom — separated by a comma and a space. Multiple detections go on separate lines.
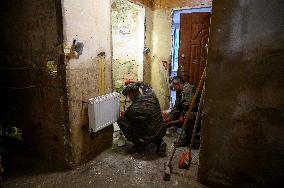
122, 82, 165, 138
169, 83, 196, 120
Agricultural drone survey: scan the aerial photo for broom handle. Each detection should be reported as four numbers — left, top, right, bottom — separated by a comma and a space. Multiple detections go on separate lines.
167, 67, 206, 167
188, 84, 205, 151
166, 120, 180, 126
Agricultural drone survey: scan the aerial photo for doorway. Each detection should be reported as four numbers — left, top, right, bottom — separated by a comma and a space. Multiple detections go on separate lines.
170, 8, 211, 108
169, 8, 211, 148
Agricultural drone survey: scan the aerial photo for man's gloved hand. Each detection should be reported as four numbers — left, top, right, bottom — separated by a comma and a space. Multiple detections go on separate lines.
164, 117, 171, 123
125, 80, 136, 86
178, 116, 184, 124
162, 111, 171, 122
120, 111, 125, 118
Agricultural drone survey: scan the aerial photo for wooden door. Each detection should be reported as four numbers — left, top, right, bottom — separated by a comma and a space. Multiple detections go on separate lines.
178, 12, 211, 86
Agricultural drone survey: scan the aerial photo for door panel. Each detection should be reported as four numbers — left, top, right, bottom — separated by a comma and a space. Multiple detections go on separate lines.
178, 13, 191, 82
178, 12, 211, 86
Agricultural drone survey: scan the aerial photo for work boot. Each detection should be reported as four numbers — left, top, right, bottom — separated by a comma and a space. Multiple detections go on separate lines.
145, 143, 158, 154
127, 142, 146, 154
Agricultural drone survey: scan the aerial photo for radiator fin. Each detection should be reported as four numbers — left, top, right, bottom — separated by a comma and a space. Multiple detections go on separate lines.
88, 92, 120, 132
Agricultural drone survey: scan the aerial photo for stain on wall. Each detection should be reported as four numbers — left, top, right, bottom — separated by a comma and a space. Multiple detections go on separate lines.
0, 0, 72, 165
150, 9, 172, 110
62, 0, 113, 165
199, 0, 284, 187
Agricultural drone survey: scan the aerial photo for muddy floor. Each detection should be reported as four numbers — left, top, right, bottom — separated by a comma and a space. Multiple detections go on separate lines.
2, 131, 208, 188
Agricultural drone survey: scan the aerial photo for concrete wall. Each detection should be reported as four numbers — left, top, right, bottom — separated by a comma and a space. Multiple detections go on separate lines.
143, 6, 154, 85
0, 0, 72, 165
112, 0, 145, 95
62, 0, 113, 165
199, 0, 284, 187
150, 9, 172, 110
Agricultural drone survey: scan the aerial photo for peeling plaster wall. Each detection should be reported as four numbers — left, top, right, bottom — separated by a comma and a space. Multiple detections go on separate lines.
143, 6, 154, 85
112, 0, 145, 95
62, 0, 113, 165
199, 0, 284, 187
151, 9, 172, 110
0, 0, 71, 165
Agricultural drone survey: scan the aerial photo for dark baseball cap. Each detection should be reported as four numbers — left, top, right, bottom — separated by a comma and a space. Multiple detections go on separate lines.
122, 83, 140, 96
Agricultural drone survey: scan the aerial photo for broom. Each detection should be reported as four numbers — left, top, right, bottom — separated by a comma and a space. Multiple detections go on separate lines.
178, 84, 205, 169
163, 68, 206, 181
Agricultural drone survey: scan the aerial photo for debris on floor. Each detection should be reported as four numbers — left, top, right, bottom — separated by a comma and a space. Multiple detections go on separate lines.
113, 123, 127, 147
2, 131, 207, 188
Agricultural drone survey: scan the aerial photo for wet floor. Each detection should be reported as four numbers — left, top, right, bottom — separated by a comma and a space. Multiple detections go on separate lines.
2, 132, 208, 188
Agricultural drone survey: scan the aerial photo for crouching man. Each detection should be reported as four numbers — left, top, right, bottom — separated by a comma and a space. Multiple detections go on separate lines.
164, 76, 198, 147
117, 80, 167, 155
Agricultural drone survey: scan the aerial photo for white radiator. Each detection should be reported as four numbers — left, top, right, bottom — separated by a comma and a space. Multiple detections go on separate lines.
88, 92, 120, 132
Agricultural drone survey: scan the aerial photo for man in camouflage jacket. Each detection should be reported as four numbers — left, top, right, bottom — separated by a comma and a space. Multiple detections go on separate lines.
117, 81, 167, 154
165, 77, 198, 147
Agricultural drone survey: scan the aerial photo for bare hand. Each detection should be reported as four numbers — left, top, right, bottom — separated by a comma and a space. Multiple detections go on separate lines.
120, 111, 125, 118
125, 80, 136, 86
178, 116, 184, 124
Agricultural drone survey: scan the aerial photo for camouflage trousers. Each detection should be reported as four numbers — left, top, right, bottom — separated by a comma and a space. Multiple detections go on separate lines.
177, 112, 198, 145
117, 118, 143, 144
117, 118, 165, 145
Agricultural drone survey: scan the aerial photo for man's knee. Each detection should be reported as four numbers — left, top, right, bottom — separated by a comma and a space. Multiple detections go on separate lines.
117, 120, 143, 142
117, 119, 129, 131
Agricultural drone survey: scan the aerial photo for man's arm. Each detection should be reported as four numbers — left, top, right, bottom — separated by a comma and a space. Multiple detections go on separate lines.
124, 102, 148, 122
168, 102, 183, 121
181, 83, 197, 114
168, 84, 195, 121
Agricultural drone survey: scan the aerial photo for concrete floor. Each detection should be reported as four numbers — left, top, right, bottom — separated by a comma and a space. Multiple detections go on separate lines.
2, 132, 207, 188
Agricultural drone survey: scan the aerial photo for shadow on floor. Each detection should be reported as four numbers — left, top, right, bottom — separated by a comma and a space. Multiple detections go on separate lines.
1, 137, 68, 180
2, 132, 206, 188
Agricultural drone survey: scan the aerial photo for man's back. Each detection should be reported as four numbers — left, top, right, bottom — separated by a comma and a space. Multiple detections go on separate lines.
125, 84, 164, 137
181, 82, 196, 108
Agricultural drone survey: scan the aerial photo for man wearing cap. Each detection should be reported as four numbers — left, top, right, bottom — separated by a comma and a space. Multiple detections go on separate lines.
164, 76, 198, 147
117, 80, 167, 155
